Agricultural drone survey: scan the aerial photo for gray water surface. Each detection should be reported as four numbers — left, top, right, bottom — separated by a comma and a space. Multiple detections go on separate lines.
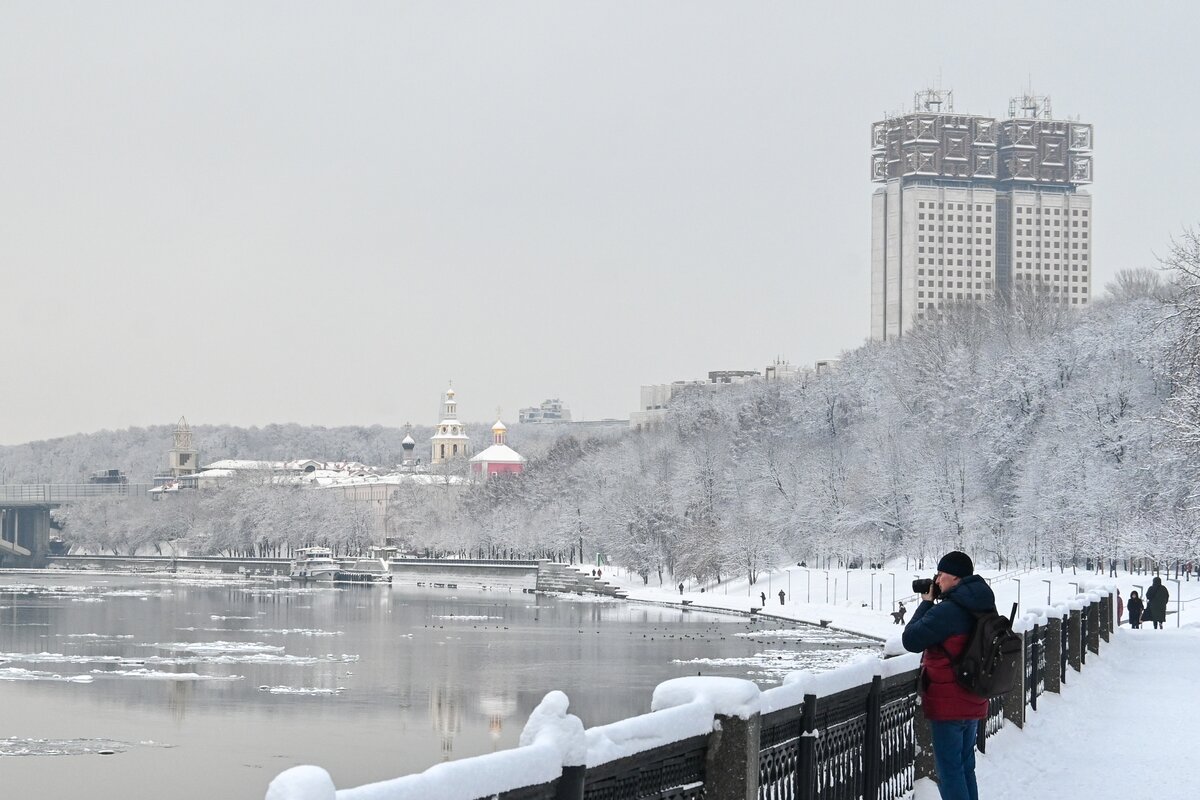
0, 572, 875, 799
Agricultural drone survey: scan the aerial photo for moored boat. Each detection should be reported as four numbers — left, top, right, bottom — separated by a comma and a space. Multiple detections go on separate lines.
334, 557, 392, 584
290, 547, 339, 581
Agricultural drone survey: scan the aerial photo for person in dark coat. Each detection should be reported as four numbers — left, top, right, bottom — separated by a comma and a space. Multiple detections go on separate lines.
1127, 591, 1144, 629
903, 550, 995, 800
1145, 577, 1169, 629
760, 591, 766, 606
778, 589, 786, 605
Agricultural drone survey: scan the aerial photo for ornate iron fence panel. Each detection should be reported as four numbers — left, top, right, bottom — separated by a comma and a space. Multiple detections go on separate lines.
1079, 610, 1088, 665
759, 705, 804, 800
979, 695, 1005, 746
1060, 617, 1069, 684
583, 735, 708, 800
813, 715, 865, 800
809, 685, 872, 800
1032, 626, 1046, 705
876, 671, 919, 800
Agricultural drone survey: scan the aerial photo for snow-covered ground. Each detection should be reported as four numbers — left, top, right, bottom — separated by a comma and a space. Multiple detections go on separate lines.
597, 561, 1200, 799
599, 562, 1199, 639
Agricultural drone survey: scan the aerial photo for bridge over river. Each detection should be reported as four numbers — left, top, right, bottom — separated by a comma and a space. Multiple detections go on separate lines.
0, 484, 151, 565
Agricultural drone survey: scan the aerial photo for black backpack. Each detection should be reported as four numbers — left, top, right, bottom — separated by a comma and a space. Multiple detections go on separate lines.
944, 598, 1023, 697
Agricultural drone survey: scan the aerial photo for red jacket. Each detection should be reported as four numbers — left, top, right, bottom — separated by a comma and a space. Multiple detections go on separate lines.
919, 632, 989, 721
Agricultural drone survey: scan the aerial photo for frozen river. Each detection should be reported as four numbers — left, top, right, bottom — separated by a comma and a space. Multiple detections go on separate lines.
0, 572, 877, 798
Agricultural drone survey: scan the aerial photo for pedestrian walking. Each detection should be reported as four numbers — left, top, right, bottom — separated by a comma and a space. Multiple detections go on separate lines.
1146, 576, 1169, 629
1116, 588, 1124, 627
1127, 591, 1144, 629
902, 550, 994, 800
778, 589, 786, 605
759, 591, 766, 606
678, 582, 684, 595
891, 602, 907, 625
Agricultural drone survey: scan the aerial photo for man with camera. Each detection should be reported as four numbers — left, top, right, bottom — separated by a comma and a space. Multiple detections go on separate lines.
902, 551, 995, 800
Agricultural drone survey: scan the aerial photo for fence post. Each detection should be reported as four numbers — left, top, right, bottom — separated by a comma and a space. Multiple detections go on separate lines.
1028, 624, 1040, 712
1067, 608, 1082, 672
1043, 616, 1062, 694
1099, 594, 1111, 643
862, 675, 882, 799
1002, 630, 1027, 729
555, 766, 585, 800
706, 711, 761, 800
1086, 601, 1100, 656
796, 695, 818, 800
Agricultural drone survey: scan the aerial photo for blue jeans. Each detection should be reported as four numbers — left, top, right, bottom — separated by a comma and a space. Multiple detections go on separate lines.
930, 719, 979, 800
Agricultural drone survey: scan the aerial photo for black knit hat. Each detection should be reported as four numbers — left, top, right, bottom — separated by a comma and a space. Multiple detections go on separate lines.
936, 551, 974, 578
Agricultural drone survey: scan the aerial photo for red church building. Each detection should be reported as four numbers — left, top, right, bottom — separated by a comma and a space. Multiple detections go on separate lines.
469, 421, 526, 480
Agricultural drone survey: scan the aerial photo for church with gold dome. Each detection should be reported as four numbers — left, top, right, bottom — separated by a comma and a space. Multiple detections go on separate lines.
429, 385, 525, 481
468, 419, 526, 481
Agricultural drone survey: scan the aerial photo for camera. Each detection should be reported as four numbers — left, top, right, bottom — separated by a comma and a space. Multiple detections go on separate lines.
912, 578, 940, 598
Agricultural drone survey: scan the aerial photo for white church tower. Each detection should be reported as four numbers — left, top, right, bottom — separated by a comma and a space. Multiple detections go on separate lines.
168, 416, 200, 477
431, 386, 471, 465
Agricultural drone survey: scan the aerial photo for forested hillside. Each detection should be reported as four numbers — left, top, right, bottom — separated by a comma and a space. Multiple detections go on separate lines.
12, 238, 1200, 584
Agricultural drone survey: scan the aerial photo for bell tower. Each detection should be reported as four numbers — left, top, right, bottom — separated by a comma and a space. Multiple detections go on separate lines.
169, 417, 200, 477
430, 386, 471, 465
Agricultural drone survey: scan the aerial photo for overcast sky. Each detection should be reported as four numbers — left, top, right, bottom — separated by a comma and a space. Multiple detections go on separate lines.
2, 2, 1197, 445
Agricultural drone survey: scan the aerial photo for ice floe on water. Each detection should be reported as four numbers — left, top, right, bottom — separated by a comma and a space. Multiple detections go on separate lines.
0, 651, 127, 665
240, 628, 342, 636
90, 668, 243, 681
210, 615, 258, 620
0, 667, 94, 683
674, 647, 878, 683
735, 627, 877, 644
60, 633, 135, 640
1, 737, 127, 756
143, 653, 360, 666
70, 597, 104, 603
432, 615, 504, 621
157, 641, 284, 654
257, 685, 345, 695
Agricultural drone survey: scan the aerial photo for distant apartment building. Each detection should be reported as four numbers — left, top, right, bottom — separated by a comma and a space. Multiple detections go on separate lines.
518, 399, 571, 424
870, 89, 1094, 340
631, 363, 813, 430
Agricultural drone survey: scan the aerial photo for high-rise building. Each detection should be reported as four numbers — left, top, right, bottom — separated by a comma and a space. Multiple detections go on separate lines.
870, 89, 1094, 340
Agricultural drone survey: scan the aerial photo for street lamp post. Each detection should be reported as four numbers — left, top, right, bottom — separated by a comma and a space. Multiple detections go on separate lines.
1069, 582, 1079, 597
870, 573, 876, 610
846, 569, 851, 602
1011, 578, 1021, 614
887, 572, 896, 611
806, 569, 812, 604
1168, 579, 1182, 628
788, 569, 792, 602
1042, 579, 1052, 605
824, 571, 830, 604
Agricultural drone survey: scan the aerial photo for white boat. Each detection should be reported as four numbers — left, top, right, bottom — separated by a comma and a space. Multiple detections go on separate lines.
334, 557, 392, 584
290, 547, 339, 581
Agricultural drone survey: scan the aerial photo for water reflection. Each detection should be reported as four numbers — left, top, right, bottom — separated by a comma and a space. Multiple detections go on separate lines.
0, 573, 877, 799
